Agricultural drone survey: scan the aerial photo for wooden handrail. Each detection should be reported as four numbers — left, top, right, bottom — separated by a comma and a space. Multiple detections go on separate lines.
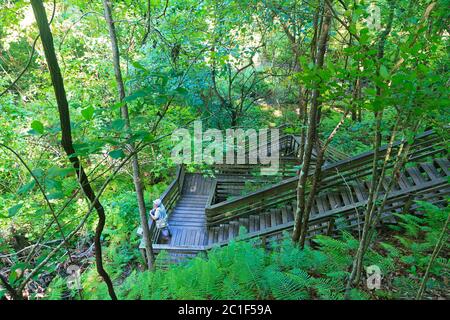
205, 179, 217, 208
148, 165, 186, 242
205, 130, 445, 225
206, 172, 449, 249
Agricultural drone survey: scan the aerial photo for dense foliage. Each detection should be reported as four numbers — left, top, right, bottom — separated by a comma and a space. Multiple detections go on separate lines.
42, 202, 448, 300
0, 0, 448, 300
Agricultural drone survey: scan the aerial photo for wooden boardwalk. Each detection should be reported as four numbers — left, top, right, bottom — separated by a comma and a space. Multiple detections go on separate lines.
146, 130, 448, 265
165, 174, 214, 247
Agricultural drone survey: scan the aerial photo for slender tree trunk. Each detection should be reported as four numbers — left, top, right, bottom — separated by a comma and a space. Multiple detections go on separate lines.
416, 213, 449, 300
102, 0, 155, 270
345, 0, 396, 294
297, 88, 309, 164
351, 76, 360, 121
365, 119, 420, 250
292, 1, 332, 243
31, 0, 117, 300
298, 110, 348, 246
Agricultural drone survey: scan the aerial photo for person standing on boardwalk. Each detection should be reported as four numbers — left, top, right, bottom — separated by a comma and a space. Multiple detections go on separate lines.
150, 199, 172, 238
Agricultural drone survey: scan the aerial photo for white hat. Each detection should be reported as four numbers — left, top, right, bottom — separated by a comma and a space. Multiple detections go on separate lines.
153, 199, 161, 206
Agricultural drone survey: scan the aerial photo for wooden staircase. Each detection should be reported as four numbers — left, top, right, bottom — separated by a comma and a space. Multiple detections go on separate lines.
143, 129, 449, 265
166, 174, 214, 247
205, 158, 449, 246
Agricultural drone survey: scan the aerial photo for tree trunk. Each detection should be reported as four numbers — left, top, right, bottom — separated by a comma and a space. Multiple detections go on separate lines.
298, 110, 348, 246
31, 0, 117, 300
102, 0, 155, 270
416, 213, 449, 300
345, 0, 396, 293
292, 1, 332, 244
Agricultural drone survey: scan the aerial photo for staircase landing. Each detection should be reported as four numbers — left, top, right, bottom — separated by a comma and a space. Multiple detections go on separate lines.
162, 174, 214, 247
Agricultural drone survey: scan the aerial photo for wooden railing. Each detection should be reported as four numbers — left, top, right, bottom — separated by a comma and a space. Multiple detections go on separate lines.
205, 130, 446, 225
149, 165, 185, 243
154, 158, 448, 254
210, 134, 301, 203
205, 179, 218, 211
209, 178, 449, 249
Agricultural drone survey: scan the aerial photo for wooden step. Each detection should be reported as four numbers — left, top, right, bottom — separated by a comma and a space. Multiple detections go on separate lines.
176, 201, 206, 209
207, 227, 215, 245
171, 209, 205, 216
260, 212, 267, 230
270, 210, 277, 227
281, 207, 289, 224
434, 158, 449, 176
169, 216, 205, 223
420, 162, 441, 180
249, 215, 256, 232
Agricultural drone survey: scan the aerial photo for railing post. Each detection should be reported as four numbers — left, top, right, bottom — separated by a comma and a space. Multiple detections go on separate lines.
326, 218, 335, 236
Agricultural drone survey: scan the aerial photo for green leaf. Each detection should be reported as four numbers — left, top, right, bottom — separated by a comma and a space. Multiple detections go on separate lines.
175, 87, 188, 95
8, 203, 23, 217
111, 101, 125, 111
81, 106, 95, 120
111, 119, 126, 131
31, 120, 44, 134
9, 263, 31, 284
17, 180, 35, 194
379, 65, 389, 79
47, 167, 73, 178
131, 61, 146, 70
124, 90, 148, 102
155, 94, 168, 105
47, 191, 64, 200
109, 149, 125, 159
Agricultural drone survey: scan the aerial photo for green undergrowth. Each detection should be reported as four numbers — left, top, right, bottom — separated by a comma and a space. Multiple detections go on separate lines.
42, 201, 448, 300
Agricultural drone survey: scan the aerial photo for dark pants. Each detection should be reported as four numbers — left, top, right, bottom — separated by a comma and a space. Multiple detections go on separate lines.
161, 226, 172, 238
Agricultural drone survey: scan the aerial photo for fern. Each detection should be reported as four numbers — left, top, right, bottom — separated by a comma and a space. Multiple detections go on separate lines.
264, 266, 309, 300
60, 200, 447, 301
45, 276, 66, 300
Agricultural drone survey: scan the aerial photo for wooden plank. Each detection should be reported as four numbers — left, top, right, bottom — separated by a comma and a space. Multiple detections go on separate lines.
233, 221, 240, 237
434, 158, 449, 176
270, 210, 277, 227
281, 207, 288, 224
193, 229, 201, 246
174, 228, 183, 246
327, 193, 340, 210
180, 230, 188, 246
199, 230, 207, 245
406, 167, 427, 185
260, 213, 267, 230
397, 173, 412, 190
249, 215, 255, 232
275, 210, 282, 225
315, 197, 326, 214
218, 226, 224, 242
326, 218, 335, 236
340, 190, 352, 206
287, 205, 295, 221
208, 228, 214, 245
223, 224, 229, 241
242, 217, 249, 231
213, 227, 219, 243
254, 215, 260, 231
352, 184, 366, 202
228, 222, 235, 240
420, 162, 440, 180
